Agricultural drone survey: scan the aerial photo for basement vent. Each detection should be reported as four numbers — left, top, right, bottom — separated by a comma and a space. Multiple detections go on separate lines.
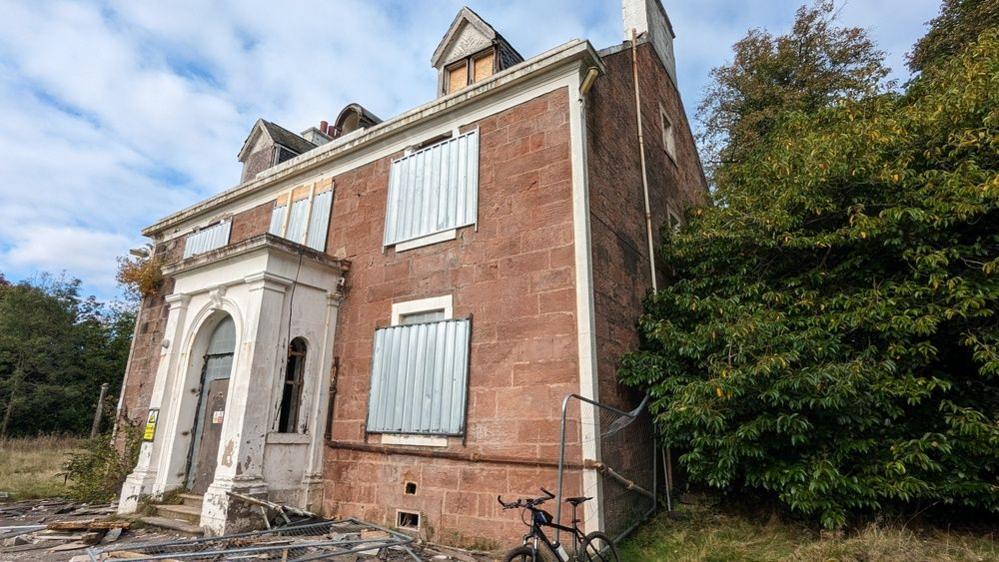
397, 510, 420, 530
404, 482, 417, 495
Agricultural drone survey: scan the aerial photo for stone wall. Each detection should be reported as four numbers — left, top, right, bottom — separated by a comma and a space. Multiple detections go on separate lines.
323, 88, 584, 545
585, 40, 709, 538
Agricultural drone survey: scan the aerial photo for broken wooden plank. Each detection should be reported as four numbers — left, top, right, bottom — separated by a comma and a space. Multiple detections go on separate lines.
49, 540, 91, 552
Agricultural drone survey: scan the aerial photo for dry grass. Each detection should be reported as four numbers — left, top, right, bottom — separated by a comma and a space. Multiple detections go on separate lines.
0, 435, 83, 500
619, 496, 999, 561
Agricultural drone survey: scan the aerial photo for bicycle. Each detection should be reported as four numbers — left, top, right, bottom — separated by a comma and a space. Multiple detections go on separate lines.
498, 487, 619, 561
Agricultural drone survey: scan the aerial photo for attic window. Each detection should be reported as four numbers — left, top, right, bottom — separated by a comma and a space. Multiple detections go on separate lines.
444, 47, 496, 94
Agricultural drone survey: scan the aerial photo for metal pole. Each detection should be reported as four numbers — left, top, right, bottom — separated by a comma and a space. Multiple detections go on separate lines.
90, 383, 109, 438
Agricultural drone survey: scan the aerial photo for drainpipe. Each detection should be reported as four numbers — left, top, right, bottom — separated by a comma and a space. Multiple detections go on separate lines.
631, 28, 674, 497
630, 28, 657, 293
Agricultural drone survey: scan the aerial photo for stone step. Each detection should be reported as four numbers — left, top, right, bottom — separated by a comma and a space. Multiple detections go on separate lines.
153, 503, 202, 525
139, 515, 203, 536
177, 493, 204, 509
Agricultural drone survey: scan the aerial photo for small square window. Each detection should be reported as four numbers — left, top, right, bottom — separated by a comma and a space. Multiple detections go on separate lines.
446, 62, 468, 94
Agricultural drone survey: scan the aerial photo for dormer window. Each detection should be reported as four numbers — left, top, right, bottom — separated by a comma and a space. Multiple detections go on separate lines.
444, 49, 497, 94
432, 7, 523, 98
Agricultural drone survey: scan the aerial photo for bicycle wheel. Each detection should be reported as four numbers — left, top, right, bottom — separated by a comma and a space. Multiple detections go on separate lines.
581, 531, 619, 562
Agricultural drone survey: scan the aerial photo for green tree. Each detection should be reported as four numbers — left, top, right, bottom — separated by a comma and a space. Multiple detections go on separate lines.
621, 30, 999, 527
0, 275, 134, 438
908, 0, 999, 72
697, 0, 889, 182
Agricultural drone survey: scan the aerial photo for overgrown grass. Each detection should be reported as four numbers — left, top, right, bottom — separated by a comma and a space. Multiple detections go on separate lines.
619, 496, 999, 561
0, 435, 82, 500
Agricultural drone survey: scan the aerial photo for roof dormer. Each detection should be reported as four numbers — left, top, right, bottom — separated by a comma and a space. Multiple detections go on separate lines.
431, 7, 523, 97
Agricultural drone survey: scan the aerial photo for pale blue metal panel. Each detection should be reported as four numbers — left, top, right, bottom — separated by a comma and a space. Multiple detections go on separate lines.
383, 130, 479, 246
268, 204, 286, 236
306, 190, 333, 250
285, 198, 309, 244
183, 220, 231, 259
366, 318, 471, 435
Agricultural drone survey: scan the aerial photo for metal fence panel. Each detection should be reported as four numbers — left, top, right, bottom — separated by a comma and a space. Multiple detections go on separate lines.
383, 130, 478, 246
183, 220, 231, 259
367, 318, 470, 435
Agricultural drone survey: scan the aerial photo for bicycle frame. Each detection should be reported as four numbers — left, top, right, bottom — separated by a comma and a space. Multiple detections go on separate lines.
522, 515, 585, 561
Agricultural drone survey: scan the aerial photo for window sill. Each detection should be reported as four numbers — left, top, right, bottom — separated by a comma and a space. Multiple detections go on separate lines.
266, 432, 311, 445
393, 229, 457, 252
379, 434, 448, 448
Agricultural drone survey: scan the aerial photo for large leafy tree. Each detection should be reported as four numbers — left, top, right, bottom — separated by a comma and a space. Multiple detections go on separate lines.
909, 0, 999, 72
621, 26, 999, 527
0, 275, 134, 437
697, 0, 889, 181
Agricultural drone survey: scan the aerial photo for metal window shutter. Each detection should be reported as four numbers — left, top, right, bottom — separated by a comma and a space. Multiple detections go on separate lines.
383, 130, 479, 246
183, 220, 231, 259
305, 190, 333, 250
285, 198, 310, 244
269, 204, 287, 236
366, 318, 471, 435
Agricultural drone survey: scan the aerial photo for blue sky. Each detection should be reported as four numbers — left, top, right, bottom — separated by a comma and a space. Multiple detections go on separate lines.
0, 0, 940, 300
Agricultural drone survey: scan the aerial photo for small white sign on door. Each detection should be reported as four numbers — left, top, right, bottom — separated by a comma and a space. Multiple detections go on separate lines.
211, 410, 224, 424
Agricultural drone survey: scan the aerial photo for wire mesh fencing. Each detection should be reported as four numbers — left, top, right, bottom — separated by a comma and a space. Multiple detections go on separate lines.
555, 393, 663, 544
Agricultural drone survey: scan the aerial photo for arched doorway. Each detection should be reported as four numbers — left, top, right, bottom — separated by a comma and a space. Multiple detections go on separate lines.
186, 315, 235, 494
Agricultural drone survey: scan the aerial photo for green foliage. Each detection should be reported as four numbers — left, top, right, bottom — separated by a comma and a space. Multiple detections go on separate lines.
621, 30, 999, 528
62, 427, 141, 503
697, 0, 889, 180
908, 0, 999, 73
0, 275, 135, 438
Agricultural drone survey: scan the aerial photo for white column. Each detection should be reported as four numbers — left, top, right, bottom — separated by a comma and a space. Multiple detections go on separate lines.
201, 273, 288, 535
299, 287, 344, 511
118, 293, 191, 514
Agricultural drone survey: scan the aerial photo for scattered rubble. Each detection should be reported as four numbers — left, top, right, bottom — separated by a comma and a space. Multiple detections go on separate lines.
2, 498, 495, 561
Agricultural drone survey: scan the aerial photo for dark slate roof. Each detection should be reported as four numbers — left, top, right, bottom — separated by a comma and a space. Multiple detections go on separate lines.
237, 118, 317, 161
260, 120, 317, 155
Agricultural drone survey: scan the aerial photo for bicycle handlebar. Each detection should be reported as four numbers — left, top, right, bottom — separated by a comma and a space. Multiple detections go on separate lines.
497, 487, 557, 510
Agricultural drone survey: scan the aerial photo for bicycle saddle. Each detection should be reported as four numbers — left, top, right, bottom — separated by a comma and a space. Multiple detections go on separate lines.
564, 496, 592, 506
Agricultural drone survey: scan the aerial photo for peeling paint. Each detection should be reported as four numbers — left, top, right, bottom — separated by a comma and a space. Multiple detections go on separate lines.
222, 439, 235, 467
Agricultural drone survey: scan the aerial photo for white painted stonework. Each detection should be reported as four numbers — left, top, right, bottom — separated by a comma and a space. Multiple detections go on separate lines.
622, 0, 677, 84
118, 235, 346, 536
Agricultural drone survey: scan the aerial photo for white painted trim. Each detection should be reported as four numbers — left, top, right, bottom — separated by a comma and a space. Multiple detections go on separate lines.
394, 229, 457, 252
266, 432, 311, 445
390, 294, 454, 325
380, 434, 448, 448
568, 73, 604, 534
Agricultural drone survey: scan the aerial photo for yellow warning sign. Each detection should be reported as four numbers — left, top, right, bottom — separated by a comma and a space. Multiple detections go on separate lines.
143, 409, 159, 441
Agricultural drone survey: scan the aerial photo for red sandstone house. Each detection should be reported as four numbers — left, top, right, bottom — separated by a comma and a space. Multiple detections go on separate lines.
114, 0, 707, 546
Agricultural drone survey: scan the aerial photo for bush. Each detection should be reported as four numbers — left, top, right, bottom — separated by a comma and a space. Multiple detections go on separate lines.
63, 427, 141, 503
620, 32, 999, 528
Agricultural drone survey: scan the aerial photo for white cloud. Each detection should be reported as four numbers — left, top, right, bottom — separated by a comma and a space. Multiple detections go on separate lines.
0, 0, 940, 299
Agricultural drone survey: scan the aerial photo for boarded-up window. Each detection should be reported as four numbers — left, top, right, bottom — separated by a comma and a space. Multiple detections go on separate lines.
660, 105, 676, 161
473, 51, 495, 83
383, 130, 479, 246
183, 220, 231, 258
366, 318, 471, 435
447, 63, 468, 93
269, 183, 333, 251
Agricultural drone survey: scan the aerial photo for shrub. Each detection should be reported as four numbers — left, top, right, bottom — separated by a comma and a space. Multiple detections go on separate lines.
620, 32, 999, 528
63, 426, 141, 503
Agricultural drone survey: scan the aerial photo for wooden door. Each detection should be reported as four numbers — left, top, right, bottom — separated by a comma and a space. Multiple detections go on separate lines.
189, 377, 229, 495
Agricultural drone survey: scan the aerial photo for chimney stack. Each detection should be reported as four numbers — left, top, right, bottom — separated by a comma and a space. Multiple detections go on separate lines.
622, 0, 677, 85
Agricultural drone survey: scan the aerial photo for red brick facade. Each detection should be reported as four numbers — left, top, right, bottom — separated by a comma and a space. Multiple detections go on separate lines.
585, 42, 708, 537
116, 36, 708, 549
322, 88, 583, 546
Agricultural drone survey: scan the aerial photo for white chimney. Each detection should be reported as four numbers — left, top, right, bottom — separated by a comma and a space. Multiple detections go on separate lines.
622, 0, 677, 85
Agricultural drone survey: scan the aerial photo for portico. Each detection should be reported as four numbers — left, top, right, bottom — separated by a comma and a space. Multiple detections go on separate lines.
118, 234, 348, 535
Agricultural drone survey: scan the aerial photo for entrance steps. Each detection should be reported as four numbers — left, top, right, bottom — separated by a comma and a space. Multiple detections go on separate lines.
141, 493, 204, 535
